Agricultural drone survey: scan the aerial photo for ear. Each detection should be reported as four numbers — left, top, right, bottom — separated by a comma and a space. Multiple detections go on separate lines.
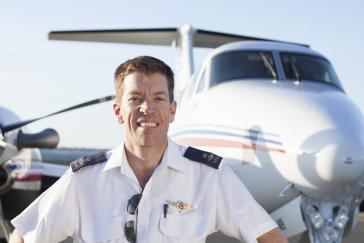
113, 103, 124, 124
169, 101, 177, 123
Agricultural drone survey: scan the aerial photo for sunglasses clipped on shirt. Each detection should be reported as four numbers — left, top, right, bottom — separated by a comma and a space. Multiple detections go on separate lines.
124, 193, 142, 243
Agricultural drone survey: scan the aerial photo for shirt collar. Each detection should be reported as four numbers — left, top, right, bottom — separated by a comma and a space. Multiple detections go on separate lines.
165, 138, 186, 173
102, 144, 124, 172
102, 138, 186, 174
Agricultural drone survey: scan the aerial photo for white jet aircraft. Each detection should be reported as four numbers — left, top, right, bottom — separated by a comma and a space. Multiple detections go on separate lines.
0, 25, 363, 243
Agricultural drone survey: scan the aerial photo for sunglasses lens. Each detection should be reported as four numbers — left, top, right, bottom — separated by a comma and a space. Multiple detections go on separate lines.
124, 221, 136, 243
127, 194, 142, 214
124, 193, 142, 242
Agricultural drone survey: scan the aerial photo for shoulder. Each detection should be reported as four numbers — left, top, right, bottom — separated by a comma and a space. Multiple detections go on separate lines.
70, 151, 108, 173
183, 146, 222, 169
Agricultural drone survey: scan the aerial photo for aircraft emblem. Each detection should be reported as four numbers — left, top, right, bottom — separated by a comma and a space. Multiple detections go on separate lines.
166, 200, 197, 213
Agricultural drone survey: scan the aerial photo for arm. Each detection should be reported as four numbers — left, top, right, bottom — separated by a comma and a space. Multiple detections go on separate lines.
9, 229, 24, 243
215, 164, 287, 242
11, 169, 78, 243
257, 227, 288, 243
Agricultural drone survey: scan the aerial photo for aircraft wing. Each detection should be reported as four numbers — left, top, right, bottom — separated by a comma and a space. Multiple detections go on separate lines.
38, 148, 108, 189
49, 27, 309, 48
40, 147, 107, 166
16, 148, 107, 190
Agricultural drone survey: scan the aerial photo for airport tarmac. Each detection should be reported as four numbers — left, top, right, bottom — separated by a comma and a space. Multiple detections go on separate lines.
206, 213, 364, 243
343, 213, 364, 243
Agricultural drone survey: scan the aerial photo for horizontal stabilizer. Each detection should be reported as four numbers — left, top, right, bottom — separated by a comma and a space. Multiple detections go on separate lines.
48, 27, 308, 48
49, 28, 179, 46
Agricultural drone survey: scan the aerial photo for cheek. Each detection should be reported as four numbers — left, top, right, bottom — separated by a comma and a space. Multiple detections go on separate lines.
122, 107, 137, 123
120, 104, 130, 116
116, 108, 127, 124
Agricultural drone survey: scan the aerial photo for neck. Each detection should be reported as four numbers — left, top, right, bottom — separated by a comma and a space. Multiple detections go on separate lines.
124, 141, 168, 189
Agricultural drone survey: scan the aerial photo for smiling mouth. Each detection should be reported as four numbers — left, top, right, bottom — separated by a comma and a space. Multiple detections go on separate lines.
137, 121, 159, 128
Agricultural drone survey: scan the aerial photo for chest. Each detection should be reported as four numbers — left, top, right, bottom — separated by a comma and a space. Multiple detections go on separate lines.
75, 168, 216, 243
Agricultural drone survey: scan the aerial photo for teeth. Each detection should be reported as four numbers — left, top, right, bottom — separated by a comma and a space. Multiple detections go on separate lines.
139, 122, 157, 127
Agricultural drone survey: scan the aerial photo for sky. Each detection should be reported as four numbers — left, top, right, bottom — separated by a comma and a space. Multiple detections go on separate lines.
0, 0, 363, 148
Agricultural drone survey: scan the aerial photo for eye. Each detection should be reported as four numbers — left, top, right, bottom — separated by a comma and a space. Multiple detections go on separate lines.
128, 97, 142, 103
155, 96, 167, 102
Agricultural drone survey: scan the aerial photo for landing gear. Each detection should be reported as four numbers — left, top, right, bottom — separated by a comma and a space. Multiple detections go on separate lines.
299, 173, 364, 242
300, 196, 351, 243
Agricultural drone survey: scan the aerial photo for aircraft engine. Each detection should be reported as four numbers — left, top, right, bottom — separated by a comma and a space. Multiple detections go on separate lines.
0, 106, 59, 196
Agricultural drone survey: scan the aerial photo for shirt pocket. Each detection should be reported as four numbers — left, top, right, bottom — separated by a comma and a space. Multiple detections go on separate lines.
80, 216, 124, 243
159, 213, 208, 240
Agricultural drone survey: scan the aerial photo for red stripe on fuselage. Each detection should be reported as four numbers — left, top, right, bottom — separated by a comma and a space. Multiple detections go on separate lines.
16, 174, 42, 182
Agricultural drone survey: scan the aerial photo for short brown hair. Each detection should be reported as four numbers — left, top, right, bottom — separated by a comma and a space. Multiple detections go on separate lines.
114, 56, 174, 103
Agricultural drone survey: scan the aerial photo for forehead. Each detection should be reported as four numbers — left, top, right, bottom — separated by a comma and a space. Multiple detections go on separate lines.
123, 72, 169, 93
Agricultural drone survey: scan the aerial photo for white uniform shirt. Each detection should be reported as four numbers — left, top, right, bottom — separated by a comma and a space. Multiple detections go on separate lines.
12, 140, 277, 243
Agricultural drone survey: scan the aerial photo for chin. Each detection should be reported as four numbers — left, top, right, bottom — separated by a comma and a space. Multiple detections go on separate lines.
138, 137, 167, 148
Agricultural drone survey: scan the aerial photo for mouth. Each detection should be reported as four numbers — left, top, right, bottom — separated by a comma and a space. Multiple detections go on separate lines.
137, 119, 159, 128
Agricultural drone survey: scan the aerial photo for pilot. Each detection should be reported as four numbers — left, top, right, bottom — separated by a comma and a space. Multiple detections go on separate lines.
10, 56, 287, 243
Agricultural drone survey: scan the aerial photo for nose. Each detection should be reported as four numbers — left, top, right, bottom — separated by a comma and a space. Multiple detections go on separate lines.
139, 100, 155, 115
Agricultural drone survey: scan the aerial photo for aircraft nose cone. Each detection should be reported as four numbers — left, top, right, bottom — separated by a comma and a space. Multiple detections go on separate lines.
298, 131, 364, 186
318, 143, 364, 183
293, 97, 364, 198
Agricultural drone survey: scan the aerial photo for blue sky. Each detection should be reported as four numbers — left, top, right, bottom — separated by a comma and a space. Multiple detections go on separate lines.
0, 0, 363, 148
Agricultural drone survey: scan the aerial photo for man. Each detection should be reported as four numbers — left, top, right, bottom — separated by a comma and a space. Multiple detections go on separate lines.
11, 56, 287, 242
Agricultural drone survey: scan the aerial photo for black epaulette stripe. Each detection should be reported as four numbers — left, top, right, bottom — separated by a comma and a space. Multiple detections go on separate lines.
71, 152, 108, 173
183, 147, 222, 169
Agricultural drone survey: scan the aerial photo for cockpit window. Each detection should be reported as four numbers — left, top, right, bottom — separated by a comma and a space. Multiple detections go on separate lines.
210, 51, 276, 86
281, 52, 341, 86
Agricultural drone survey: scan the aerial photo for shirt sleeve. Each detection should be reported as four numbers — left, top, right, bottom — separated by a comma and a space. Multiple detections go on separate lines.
11, 169, 79, 243
215, 163, 278, 243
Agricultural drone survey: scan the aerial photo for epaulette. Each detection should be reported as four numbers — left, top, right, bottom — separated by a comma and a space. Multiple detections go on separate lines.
183, 147, 222, 169
71, 152, 108, 173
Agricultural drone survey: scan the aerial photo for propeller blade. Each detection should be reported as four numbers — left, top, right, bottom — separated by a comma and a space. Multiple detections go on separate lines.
1, 95, 115, 133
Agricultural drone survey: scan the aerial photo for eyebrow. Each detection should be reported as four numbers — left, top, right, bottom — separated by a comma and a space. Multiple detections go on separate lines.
127, 91, 143, 96
153, 91, 168, 97
126, 91, 168, 97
